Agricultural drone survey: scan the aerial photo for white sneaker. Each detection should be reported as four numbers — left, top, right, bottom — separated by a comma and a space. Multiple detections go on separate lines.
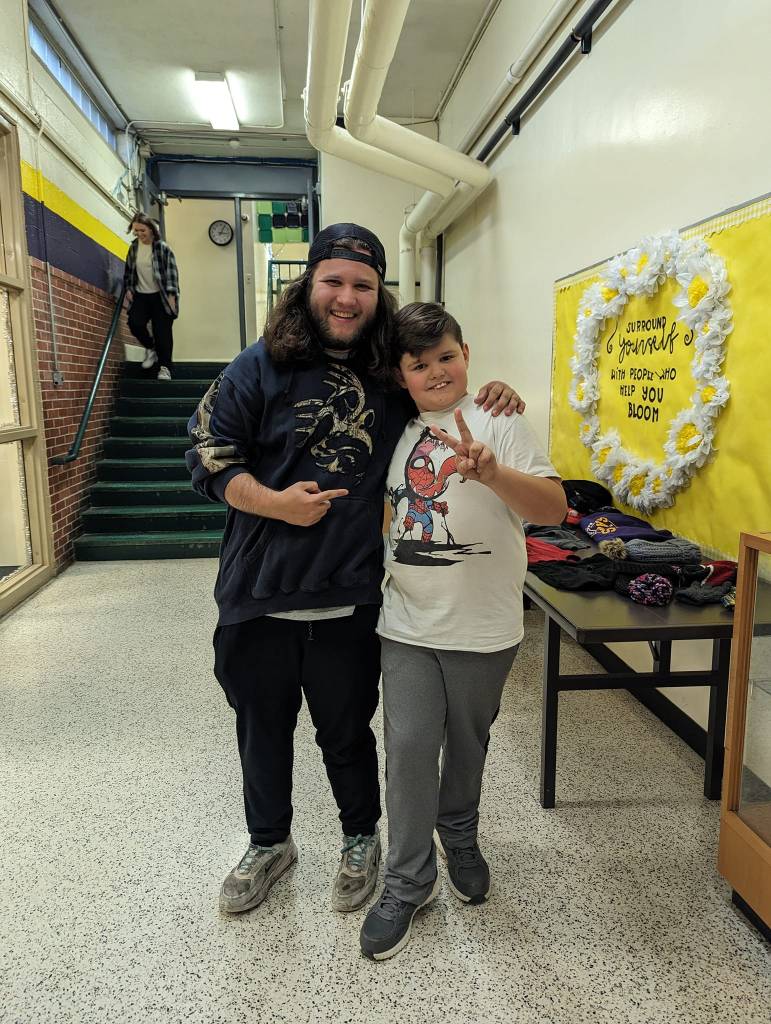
157, 366, 171, 381
141, 348, 158, 370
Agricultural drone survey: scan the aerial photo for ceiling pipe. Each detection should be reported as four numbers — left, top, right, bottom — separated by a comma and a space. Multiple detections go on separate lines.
404, 0, 613, 303
304, 0, 455, 197
344, 0, 490, 190
342, 0, 491, 302
455, 0, 580, 154
477, 0, 615, 161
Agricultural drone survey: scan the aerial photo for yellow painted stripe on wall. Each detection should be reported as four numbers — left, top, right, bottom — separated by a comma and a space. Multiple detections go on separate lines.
20, 160, 129, 260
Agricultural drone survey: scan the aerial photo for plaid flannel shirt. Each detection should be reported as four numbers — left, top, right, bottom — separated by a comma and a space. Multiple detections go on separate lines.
124, 239, 180, 317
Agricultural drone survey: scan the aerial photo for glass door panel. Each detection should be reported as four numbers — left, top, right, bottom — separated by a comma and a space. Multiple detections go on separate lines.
738, 605, 771, 844
0, 440, 33, 583
0, 288, 21, 427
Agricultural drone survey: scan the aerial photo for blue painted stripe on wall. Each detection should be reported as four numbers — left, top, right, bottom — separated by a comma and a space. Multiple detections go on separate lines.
23, 193, 124, 293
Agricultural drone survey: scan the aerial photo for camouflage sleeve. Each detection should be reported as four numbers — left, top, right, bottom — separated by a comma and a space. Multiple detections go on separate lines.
185, 372, 260, 503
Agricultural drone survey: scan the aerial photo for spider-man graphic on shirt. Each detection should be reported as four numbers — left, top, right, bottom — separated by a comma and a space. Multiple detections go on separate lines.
390, 428, 458, 542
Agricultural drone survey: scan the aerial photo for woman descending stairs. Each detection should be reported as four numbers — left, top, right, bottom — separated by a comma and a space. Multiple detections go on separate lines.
74, 361, 228, 560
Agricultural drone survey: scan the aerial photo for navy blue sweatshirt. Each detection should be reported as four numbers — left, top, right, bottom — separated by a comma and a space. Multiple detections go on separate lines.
186, 340, 411, 625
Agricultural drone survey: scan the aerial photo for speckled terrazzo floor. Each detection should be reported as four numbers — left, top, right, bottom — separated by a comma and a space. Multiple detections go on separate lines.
1, 559, 769, 1024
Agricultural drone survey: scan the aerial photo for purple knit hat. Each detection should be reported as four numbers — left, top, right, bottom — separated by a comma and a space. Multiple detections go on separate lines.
615, 572, 674, 606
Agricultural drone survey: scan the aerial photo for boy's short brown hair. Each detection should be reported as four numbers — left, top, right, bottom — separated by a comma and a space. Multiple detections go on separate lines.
393, 302, 464, 362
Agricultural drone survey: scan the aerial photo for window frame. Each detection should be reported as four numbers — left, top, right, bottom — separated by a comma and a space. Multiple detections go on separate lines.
28, 17, 119, 152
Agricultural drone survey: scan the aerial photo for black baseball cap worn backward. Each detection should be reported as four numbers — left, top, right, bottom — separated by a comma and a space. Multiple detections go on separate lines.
307, 223, 386, 279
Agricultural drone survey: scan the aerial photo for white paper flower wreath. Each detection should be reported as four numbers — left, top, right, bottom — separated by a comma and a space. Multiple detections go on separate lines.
568, 232, 732, 512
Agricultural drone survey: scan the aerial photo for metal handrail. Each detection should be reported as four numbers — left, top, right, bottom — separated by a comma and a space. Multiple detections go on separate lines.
50, 284, 126, 465
266, 258, 308, 314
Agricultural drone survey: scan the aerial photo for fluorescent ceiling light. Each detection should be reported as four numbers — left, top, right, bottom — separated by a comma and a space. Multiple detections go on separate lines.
194, 72, 240, 131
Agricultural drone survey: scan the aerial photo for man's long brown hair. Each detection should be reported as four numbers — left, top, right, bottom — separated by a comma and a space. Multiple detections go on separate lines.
263, 238, 397, 385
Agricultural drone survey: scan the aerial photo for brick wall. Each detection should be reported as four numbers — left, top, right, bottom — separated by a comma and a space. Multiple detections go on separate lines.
30, 258, 133, 570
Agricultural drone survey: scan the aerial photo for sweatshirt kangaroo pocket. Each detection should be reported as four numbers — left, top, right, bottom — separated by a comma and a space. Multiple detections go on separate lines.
246, 496, 382, 600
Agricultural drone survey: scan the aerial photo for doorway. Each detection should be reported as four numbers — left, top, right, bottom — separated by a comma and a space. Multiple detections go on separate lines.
161, 195, 309, 362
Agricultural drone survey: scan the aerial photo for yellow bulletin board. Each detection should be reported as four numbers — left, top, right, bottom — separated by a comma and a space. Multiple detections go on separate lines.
550, 194, 771, 560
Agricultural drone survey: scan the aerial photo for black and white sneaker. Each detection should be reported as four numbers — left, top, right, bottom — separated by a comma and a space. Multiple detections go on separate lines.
141, 348, 158, 370
436, 832, 491, 904
359, 874, 441, 961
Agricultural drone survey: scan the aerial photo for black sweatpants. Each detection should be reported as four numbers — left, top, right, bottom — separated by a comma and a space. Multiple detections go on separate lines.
127, 292, 174, 370
213, 605, 382, 846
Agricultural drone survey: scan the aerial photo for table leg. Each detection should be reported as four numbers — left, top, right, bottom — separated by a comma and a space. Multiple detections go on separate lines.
540, 615, 561, 809
705, 638, 731, 799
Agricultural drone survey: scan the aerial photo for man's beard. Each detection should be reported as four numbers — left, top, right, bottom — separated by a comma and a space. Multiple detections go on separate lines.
310, 307, 376, 353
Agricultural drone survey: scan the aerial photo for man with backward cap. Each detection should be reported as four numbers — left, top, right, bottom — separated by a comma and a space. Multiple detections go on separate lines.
186, 223, 524, 915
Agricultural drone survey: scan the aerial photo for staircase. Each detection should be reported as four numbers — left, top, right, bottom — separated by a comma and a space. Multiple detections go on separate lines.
74, 361, 229, 560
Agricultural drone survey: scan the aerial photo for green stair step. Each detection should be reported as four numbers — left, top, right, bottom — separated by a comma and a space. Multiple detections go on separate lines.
120, 378, 213, 398
110, 416, 190, 437
74, 530, 223, 561
97, 458, 189, 481
89, 481, 202, 506
122, 360, 228, 380
82, 504, 224, 532
104, 436, 191, 458
116, 397, 201, 416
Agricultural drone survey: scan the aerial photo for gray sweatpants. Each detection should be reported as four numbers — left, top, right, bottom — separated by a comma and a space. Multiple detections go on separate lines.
381, 637, 519, 905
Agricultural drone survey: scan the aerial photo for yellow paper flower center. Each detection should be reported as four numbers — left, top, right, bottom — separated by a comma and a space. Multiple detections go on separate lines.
628, 474, 646, 496
675, 422, 701, 454
613, 464, 624, 483
652, 477, 662, 493
702, 323, 710, 335
596, 447, 611, 466
575, 383, 585, 402
601, 286, 618, 302
636, 253, 649, 274
688, 275, 709, 307
620, 267, 628, 279
701, 385, 716, 404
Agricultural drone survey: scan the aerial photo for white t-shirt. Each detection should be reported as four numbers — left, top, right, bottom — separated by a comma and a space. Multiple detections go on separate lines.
378, 394, 558, 653
136, 242, 159, 293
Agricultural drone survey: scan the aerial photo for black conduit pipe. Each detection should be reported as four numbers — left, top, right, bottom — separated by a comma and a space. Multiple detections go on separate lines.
476, 0, 615, 162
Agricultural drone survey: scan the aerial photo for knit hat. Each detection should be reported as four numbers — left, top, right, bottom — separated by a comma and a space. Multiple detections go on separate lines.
624, 538, 702, 564
579, 509, 674, 542
528, 553, 617, 591
702, 560, 738, 586
598, 539, 628, 559
614, 573, 673, 606
613, 559, 683, 582
561, 480, 614, 515
525, 525, 591, 551
675, 580, 734, 606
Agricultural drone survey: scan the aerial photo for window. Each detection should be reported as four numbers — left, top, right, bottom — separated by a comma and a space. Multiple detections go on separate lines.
29, 20, 117, 151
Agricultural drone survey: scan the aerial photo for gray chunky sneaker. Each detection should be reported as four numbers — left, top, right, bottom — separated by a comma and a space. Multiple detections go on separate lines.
219, 836, 297, 914
436, 832, 490, 904
331, 830, 381, 912
359, 874, 442, 961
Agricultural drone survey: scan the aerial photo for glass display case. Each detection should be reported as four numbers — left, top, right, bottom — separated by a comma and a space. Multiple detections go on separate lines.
718, 532, 771, 938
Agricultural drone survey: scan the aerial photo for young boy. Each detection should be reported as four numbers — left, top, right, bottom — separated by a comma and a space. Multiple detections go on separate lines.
359, 303, 566, 961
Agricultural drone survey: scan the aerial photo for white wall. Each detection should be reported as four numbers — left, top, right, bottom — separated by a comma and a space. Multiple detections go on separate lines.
319, 122, 439, 293
163, 199, 242, 362
437, 0, 771, 729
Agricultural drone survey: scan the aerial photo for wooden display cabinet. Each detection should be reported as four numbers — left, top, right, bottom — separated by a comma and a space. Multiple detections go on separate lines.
718, 531, 771, 938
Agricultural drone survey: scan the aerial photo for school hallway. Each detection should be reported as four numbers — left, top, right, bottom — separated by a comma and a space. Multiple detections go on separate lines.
1, 558, 769, 1024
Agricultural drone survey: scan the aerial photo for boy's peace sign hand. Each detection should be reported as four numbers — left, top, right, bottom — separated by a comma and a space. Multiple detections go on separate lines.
430, 408, 499, 486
